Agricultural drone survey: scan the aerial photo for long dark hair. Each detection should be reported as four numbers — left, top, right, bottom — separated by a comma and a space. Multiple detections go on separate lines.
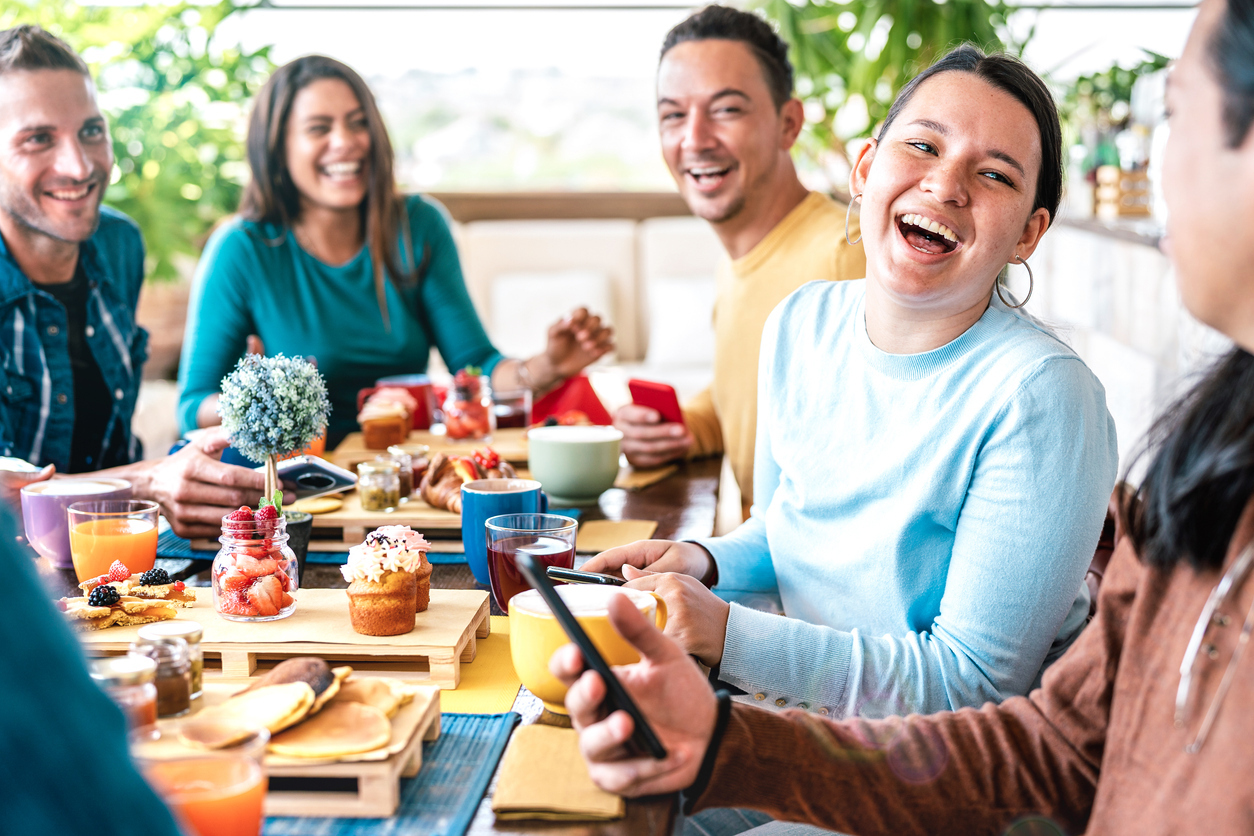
239, 55, 411, 327
877, 44, 1063, 228
1125, 0, 1254, 571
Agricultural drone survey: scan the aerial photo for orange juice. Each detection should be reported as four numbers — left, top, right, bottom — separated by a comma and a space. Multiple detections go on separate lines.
69, 518, 158, 581
144, 756, 265, 836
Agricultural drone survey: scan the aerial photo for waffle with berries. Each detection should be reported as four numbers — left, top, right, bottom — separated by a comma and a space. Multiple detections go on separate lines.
58, 586, 181, 632
77, 561, 195, 607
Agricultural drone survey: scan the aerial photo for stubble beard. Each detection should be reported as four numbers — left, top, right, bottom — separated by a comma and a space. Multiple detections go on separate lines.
0, 175, 105, 248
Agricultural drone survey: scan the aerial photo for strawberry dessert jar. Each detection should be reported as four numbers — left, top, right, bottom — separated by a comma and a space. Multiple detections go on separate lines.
212, 505, 298, 621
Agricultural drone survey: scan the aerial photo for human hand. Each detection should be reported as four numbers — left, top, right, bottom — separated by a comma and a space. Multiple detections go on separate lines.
581, 539, 714, 581
622, 567, 730, 665
551, 593, 718, 797
614, 404, 692, 468
140, 428, 294, 539
543, 307, 614, 380
1, 463, 53, 512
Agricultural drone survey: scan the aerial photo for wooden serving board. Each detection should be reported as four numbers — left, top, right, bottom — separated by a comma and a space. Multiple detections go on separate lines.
330, 426, 530, 470
80, 588, 490, 686
190, 679, 442, 818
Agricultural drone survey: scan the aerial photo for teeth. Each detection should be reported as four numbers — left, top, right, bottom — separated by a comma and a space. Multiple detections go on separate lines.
323, 162, 361, 176
689, 167, 728, 176
902, 213, 957, 243
49, 187, 90, 200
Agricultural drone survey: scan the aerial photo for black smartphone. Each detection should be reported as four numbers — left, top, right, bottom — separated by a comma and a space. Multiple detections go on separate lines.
546, 566, 627, 586
515, 551, 667, 760
272, 456, 357, 499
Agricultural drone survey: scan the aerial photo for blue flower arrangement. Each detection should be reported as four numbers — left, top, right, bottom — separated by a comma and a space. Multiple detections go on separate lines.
218, 354, 330, 497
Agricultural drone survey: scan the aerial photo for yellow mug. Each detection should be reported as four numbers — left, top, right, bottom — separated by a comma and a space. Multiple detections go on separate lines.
509, 584, 668, 713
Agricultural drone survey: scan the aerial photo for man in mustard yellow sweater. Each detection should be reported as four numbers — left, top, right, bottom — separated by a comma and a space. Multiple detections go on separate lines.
616, 5, 866, 517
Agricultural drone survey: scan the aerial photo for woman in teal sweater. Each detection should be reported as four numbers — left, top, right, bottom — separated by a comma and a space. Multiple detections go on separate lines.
178, 56, 612, 444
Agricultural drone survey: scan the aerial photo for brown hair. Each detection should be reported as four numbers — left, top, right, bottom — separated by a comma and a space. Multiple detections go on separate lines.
0, 24, 90, 76
239, 55, 410, 327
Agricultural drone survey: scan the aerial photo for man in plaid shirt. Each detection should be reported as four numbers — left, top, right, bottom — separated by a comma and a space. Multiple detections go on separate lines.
0, 25, 275, 538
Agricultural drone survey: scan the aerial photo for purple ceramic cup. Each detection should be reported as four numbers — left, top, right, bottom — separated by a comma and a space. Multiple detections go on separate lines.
21, 478, 133, 568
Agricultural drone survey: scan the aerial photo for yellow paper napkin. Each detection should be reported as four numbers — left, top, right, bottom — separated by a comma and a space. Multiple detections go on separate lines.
576, 519, 659, 554
614, 464, 678, 491
492, 724, 625, 821
438, 616, 522, 714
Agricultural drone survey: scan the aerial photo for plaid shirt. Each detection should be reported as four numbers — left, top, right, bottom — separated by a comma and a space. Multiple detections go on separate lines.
0, 206, 147, 471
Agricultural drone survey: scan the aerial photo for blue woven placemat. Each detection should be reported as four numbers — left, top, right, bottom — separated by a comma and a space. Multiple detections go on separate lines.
263, 712, 520, 836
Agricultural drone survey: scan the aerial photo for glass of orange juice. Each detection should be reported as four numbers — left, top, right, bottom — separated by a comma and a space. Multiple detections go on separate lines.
67, 499, 160, 581
130, 720, 268, 836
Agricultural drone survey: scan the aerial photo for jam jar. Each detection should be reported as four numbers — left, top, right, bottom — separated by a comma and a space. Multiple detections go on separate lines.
212, 513, 298, 621
137, 621, 204, 699
129, 637, 191, 718
90, 656, 157, 729
381, 446, 414, 501
358, 460, 401, 511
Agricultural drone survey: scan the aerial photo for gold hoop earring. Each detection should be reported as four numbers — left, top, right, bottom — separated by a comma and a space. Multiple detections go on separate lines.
844, 194, 863, 246
996, 255, 1034, 309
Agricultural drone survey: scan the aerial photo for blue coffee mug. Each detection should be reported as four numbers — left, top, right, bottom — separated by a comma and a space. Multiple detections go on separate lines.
461, 479, 548, 585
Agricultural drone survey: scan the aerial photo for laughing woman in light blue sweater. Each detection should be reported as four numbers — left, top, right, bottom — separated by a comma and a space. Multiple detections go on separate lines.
584, 46, 1118, 721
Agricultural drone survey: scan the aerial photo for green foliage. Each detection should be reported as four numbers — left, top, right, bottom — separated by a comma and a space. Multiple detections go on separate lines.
1057, 52, 1170, 145
756, 0, 1027, 167
0, 1, 274, 281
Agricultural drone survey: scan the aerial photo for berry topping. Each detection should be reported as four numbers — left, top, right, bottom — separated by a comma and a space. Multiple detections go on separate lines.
55, 599, 67, 612
88, 585, 120, 607
107, 561, 131, 583
255, 504, 279, 522
226, 506, 254, 522
138, 568, 170, 586
472, 447, 501, 471
543, 415, 558, 427
173, 581, 186, 592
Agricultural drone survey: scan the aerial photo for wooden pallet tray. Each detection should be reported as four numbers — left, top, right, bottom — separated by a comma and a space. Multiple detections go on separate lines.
191, 679, 442, 818
330, 426, 530, 470
80, 588, 490, 686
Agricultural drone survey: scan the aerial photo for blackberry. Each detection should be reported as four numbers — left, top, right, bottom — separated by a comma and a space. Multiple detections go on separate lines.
544, 416, 559, 427
88, 585, 120, 607
138, 568, 171, 586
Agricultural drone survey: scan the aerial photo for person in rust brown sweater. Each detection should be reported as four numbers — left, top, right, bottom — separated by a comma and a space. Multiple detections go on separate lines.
551, 2, 1254, 833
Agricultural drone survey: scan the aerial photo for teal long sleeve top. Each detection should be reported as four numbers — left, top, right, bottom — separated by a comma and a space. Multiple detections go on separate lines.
699, 280, 1119, 719
178, 195, 503, 442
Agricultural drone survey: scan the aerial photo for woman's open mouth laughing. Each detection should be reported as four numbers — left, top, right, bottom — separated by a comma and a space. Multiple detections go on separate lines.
896, 212, 961, 255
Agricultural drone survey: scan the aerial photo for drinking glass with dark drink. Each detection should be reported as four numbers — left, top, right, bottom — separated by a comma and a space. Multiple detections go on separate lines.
485, 513, 577, 611
493, 388, 532, 430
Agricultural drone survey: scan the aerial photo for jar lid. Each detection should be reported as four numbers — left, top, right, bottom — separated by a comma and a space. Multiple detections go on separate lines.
91, 655, 156, 687
383, 446, 413, 462
129, 636, 189, 666
137, 620, 203, 645
358, 460, 399, 475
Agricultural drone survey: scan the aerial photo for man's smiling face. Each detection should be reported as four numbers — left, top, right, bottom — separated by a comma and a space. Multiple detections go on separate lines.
656, 39, 794, 226
0, 68, 111, 246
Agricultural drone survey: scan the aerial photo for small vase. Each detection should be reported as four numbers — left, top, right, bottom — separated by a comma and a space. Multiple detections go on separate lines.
213, 515, 299, 622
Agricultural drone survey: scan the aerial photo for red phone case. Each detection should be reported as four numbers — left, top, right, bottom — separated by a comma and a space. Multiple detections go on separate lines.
628, 379, 685, 426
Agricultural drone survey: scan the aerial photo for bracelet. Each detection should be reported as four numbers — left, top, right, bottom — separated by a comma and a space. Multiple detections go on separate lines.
681, 689, 733, 814
515, 358, 537, 392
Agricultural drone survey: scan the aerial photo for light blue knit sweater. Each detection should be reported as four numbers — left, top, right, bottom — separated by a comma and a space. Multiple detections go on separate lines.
699, 280, 1118, 719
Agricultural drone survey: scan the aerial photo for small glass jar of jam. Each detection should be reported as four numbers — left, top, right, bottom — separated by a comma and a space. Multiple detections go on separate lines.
90, 656, 157, 729
129, 637, 192, 718
381, 446, 414, 501
358, 460, 401, 511
137, 621, 204, 700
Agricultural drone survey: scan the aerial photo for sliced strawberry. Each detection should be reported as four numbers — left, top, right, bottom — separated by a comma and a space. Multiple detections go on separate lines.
280, 592, 295, 609
246, 575, 283, 617
219, 571, 251, 593
472, 447, 500, 470
107, 561, 131, 583
452, 456, 479, 484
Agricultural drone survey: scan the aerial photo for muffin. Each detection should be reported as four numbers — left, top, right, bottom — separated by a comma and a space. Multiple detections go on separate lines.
413, 549, 433, 613
341, 526, 432, 635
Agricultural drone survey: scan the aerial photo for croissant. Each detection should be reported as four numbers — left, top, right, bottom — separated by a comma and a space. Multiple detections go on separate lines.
418, 450, 518, 514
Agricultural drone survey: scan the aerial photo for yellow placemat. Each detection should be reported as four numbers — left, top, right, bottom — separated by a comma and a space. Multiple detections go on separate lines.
576, 519, 659, 554
492, 724, 625, 821
438, 616, 521, 714
614, 464, 678, 491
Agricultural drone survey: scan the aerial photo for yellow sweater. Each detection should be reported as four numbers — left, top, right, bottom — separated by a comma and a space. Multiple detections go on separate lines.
682, 191, 865, 515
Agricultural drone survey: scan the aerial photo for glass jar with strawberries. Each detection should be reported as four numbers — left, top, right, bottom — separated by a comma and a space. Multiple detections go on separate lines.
442, 366, 495, 441
212, 498, 298, 622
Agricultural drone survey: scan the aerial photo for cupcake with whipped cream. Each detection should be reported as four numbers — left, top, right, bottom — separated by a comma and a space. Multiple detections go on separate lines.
341, 525, 431, 635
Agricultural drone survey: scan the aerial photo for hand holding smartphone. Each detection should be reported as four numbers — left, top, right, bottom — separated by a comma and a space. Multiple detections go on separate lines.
628, 379, 685, 427
546, 566, 627, 586
515, 551, 667, 759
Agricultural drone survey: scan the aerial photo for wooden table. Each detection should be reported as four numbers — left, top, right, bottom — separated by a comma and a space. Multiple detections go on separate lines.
46, 457, 720, 835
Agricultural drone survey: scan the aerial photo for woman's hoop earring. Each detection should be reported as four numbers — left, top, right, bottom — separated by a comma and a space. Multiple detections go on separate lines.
844, 194, 863, 246
996, 255, 1034, 309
